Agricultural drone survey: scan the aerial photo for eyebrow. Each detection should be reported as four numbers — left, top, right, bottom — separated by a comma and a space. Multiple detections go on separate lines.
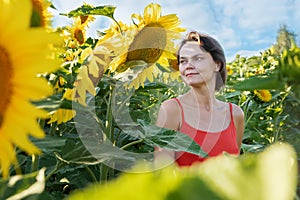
179, 53, 205, 59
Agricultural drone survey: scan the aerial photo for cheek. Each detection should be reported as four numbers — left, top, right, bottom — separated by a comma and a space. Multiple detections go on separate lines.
179, 65, 184, 74
178, 66, 187, 80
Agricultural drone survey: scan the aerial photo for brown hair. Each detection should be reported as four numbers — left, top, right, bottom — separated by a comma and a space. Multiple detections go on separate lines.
177, 31, 227, 91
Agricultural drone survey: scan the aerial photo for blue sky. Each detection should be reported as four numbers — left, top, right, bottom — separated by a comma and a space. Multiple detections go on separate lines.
51, 0, 300, 61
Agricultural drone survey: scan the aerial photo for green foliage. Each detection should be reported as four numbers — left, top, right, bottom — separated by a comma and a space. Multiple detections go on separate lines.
231, 30, 300, 101
67, 143, 298, 200
233, 74, 284, 90
225, 36, 300, 153
60, 4, 116, 19
136, 119, 208, 158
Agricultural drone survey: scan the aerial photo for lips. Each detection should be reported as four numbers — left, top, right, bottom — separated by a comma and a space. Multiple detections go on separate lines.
185, 73, 199, 77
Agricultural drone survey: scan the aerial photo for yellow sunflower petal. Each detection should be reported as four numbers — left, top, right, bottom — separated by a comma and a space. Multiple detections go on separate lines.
0, 0, 61, 177
0, 135, 16, 177
76, 65, 96, 96
143, 3, 161, 22
14, 78, 53, 100
48, 88, 77, 124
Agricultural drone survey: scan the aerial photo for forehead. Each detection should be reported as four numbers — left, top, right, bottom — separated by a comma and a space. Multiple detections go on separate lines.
179, 41, 206, 56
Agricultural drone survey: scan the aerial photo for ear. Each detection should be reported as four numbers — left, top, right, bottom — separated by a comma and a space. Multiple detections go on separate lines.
215, 61, 221, 72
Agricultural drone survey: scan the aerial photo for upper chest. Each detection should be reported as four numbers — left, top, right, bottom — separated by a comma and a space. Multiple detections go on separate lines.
180, 102, 232, 132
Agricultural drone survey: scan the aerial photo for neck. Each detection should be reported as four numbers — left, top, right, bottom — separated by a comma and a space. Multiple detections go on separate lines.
188, 86, 217, 111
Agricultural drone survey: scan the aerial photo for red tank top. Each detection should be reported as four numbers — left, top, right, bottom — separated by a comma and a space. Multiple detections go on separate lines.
173, 98, 239, 166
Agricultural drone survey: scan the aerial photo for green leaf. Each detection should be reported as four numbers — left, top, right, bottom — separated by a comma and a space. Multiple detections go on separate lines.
33, 95, 93, 113
156, 63, 171, 73
60, 5, 116, 19
54, 138, 104, 165
31, 135, 65, 153
32, 95, 62, 112
137, 119, 208, 158
233, 74, 285, 91
0, 168, 45, 200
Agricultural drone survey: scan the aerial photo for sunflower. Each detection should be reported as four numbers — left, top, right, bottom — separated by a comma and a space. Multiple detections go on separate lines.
95, 3, 185, 89
254, 90, 272, 102
48, 88, 76, 124
31, 0, 53, 28
226, 65, 234, 75
72, 24, 86, 46
48, 47, 108, 124
0, 0, 61, 177
71, 47, 107, 107
69, 17, 87, 46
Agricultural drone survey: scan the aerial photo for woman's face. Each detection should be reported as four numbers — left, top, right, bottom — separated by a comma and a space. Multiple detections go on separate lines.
178, 41, 219, 88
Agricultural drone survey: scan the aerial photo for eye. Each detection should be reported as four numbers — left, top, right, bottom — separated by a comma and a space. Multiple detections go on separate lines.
179, 59, 187, 64
193, 56, 203, 61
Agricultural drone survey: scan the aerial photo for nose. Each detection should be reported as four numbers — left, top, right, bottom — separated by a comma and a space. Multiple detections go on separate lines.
185, 61, 196, 69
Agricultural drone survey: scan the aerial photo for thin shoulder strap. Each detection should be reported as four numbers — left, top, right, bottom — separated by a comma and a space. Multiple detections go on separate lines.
229, 103, 234, 122
173, 98, 185, 123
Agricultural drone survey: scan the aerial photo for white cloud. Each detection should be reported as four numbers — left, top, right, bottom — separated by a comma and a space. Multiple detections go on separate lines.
51, 0, 300, 59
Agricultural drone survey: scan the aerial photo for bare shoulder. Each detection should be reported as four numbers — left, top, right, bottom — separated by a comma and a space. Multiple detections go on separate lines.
231, 103, 244, 119
160, 98, 181, 114
156, 98, 181, 130
229, 103, 244, 150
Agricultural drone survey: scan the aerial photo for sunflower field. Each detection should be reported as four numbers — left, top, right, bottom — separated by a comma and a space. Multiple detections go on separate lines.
0, 0, 299, 199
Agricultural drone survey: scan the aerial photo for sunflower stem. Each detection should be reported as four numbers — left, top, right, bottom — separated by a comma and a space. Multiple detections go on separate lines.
31, 154, 39, 172
45, 162, 64, 181
112, 17, 123, 35
106, 87, 114, 142
85, 166, 98, 183
120, 139, 144, 150
38, 118, 45, 128
99, 163, 108, 184
49, 123, 57, 136
30, 119, 44, 172
13, 158, 22, 175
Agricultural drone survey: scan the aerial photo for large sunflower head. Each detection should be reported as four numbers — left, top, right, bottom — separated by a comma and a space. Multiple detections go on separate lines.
30, 0, 53, 28
0, 0, 61, 177
126, 24, 167, 64
102, 3, 185, 88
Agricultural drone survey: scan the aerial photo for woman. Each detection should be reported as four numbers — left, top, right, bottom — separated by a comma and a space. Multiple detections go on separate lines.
155, 31, 244, 167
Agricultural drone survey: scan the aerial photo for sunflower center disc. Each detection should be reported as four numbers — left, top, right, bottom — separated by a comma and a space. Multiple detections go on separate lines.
127, 24, 167, 64
0, 46, 12, 127
74, 28, 85, 45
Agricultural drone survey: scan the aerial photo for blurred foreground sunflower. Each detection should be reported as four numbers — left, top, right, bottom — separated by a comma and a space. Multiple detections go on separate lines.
96, 3, 185, 89
0, 0, 61, 177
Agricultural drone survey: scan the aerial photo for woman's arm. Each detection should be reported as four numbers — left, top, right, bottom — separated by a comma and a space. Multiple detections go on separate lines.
154, 99, 181, 166
232, 104, 245, 152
